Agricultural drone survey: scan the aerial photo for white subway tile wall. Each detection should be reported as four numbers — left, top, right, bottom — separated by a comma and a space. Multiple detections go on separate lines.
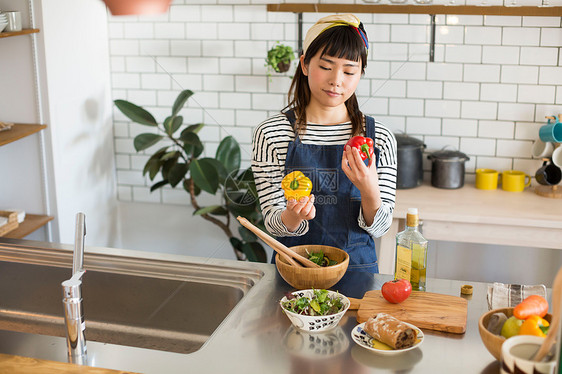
109, 2, 562, 203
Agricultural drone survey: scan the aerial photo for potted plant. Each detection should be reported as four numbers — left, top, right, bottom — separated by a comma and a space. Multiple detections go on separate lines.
265, 43, 295, 74
114, 90, 267, 262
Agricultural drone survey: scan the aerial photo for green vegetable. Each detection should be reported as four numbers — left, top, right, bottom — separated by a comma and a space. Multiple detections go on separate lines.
307, 250, 338, 267
282, 289, 344, 316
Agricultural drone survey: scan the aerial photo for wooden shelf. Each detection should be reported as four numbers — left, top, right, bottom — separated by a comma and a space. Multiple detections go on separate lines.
267, 3, 562, 16
2, 214, 54, 239
0, 29, 40, 39
0, 124, 47, 147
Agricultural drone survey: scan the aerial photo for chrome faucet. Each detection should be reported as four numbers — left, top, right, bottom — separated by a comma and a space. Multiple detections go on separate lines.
61, 212, 88, 365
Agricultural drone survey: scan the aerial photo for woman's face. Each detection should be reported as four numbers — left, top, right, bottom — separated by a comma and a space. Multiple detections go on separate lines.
301, 51, 362, 111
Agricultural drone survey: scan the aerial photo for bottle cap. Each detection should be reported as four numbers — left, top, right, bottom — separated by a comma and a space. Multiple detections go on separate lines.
461, 285, 473, 295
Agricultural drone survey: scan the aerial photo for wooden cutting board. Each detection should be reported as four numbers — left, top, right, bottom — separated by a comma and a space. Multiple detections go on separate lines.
348, 290, 468, 334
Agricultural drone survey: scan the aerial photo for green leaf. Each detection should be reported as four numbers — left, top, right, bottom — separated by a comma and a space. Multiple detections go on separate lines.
180, 131, 204, 158
172, 90, 194, 117
143, 158, 161, 180
183, 179, 201, 196
226, 191, 258, 214
216, 136, 241, 175
150, 180, 168, 192
162, 158, 178, 180
240, 242, 267, 263
114, 100, 158, 127
164, 116, 183, 136
160, 150, 180, 162
168, 163, 188, 187
238, 226, 257, 242
190, 158, 219, 194
229, 237, 242, 251
183, 123, 205, 134
193, 205, 225, 216
201, 158, 228, 184
134, 133, 163, 152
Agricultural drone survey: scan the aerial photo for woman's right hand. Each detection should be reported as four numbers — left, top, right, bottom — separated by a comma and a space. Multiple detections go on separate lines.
281, 194, 316, 232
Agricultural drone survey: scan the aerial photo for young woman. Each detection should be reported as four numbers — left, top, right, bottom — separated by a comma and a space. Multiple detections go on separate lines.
251, 14, 397, 273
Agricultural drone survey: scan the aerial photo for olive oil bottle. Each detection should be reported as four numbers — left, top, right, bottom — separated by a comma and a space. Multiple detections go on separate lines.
394, 208, 428, 291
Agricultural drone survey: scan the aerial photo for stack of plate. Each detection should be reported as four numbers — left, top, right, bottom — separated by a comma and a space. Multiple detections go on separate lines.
0, 12, 8, 33
0, 12, 8, 32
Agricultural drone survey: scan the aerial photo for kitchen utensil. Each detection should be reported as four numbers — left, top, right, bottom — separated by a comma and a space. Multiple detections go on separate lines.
236, 216, 319, 268
502, 335, 556, 374
532, 266, 562, 362
394, 134, 426, 189
351, 321, 424, 355
552, 146, 562, 169
502, 170, 531, 192
479, 307, 553, 361
4, 11, 21, 32
539, 117, 562, 143
476, 168, 500, 190
276, 245, 349, 289
347, 290, 468, 334
280, 289, 350, 332
428, 149, 470, 189
532, 139, 555, 159
535, 161, 562, 186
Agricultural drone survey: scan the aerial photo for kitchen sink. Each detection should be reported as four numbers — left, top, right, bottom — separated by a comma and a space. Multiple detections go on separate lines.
0, 240, 264, 356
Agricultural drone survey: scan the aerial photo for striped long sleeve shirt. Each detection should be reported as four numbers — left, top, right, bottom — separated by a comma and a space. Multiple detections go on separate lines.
251, 113, 397, 239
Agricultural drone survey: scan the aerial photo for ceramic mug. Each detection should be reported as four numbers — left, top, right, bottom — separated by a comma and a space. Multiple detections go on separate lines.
4, 11, 21, 32
531, 140, 554, 159
475, 169, 500, 190
502, 170, 531, 192
539, 120, 562, 143
535, 161, 562, 186
500, 335, 556, 374
552, 146, 562, 169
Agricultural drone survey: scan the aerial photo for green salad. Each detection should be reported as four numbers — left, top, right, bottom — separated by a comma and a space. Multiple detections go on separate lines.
306, 250, 338, 267
282, 289, 345, 316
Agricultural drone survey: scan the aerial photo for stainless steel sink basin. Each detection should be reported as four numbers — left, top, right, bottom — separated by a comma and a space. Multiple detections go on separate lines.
0, 240, 264, 356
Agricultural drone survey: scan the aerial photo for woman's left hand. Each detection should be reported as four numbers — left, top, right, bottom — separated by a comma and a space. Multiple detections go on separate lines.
342, 145, 382, 225
342, 145, 379, 193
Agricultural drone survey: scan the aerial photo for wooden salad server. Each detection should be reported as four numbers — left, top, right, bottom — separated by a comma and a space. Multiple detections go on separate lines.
236, 216, 320, 268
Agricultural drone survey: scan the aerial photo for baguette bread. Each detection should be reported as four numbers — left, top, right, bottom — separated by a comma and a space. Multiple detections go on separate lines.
363, 313, 418, 349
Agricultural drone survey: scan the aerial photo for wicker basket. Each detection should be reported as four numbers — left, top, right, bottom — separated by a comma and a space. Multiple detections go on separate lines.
0, 210, 19, 236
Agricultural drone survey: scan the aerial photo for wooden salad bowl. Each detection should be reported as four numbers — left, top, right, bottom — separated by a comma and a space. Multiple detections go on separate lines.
276, 245, 349, 290
478, 307, 552, 361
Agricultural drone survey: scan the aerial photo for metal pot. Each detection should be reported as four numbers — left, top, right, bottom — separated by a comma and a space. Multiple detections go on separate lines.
395, 134, 426, 189
428, 149, 470, 189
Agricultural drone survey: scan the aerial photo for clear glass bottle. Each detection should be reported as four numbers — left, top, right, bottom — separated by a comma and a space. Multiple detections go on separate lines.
394, 208, 428, 291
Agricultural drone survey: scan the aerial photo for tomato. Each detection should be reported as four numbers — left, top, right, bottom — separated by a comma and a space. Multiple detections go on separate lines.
381, 279, 412, 304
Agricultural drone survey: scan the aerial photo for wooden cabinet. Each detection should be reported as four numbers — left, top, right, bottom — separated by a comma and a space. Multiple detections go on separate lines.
0, 29, 54, 238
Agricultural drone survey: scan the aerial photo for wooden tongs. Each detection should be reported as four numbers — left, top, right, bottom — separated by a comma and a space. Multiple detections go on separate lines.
236, 216, 320, 268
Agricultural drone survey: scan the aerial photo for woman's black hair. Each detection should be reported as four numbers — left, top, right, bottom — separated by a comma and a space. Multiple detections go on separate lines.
284, 24, 368, 137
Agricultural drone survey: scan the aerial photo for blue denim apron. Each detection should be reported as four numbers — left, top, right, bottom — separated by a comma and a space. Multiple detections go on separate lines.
277, 111, 380, 273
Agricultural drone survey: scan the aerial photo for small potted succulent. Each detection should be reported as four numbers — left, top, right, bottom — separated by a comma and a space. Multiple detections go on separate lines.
265, 43, 296, 74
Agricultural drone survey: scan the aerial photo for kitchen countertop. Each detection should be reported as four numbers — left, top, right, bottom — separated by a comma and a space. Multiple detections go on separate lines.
0, 238, 526, 374
378, 182, 562, 274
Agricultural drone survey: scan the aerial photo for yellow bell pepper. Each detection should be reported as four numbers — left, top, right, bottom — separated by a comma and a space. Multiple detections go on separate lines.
518, 315, 549, 337
281, 171, 312, 200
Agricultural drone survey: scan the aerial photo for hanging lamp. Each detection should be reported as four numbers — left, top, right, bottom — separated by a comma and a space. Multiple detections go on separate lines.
102, 0, 173, 15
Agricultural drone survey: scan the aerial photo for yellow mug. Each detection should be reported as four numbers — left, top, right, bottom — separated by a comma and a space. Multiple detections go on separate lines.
475, 169, 499, 190
501, 170, 531, 192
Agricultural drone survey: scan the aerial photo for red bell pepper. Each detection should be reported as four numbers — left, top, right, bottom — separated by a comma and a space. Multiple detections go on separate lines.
345, 136, 374, 161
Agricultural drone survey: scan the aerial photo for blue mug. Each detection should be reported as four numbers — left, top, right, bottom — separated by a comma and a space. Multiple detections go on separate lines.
539, 117, 562, 143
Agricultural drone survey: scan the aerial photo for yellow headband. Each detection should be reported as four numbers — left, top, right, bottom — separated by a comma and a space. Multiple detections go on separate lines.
302, 14, 368, 56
